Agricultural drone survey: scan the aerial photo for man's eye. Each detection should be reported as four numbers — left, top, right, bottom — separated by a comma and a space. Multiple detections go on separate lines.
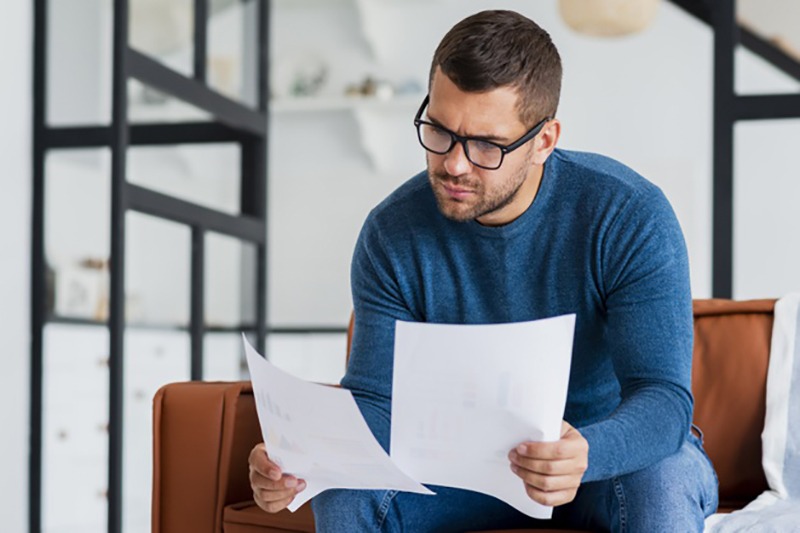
430, 126, 450, 139
470, 140, 500, 153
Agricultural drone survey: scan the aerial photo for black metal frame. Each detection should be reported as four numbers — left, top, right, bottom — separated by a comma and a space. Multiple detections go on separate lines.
31, 1, 269, 532
669, 0, 800, 297
30, 1, 47, 531
711, 0, 737, 300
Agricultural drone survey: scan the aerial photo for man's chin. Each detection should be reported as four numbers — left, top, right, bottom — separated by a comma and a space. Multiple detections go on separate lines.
442, 212, 474, 223
435, 199, 477, 223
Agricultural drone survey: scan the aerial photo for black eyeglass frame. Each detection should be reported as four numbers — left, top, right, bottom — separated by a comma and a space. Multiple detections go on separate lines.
413, 94, 551, 170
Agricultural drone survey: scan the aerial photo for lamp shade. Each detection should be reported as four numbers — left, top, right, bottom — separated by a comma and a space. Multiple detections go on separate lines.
558, 0, 660, 37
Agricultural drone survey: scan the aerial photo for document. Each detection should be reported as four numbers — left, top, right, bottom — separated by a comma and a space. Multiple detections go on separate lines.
242, 336, 434, 512
390, 315, 576, 519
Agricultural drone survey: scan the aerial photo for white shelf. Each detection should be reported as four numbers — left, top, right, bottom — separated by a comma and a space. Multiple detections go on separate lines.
270, 94, 423, 114
270, 93, 423, 174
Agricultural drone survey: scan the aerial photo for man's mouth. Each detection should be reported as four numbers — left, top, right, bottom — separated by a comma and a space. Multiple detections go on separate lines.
439, 181, 475, 200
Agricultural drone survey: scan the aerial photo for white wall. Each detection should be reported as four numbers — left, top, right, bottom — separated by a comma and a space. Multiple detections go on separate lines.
733, 41, 800, 298
0, 1, 31, 531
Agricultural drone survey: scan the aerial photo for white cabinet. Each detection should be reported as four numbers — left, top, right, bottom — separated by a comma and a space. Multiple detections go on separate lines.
42, 324, 109, 533
123, 330, 190, 533
41, 324, 193, 533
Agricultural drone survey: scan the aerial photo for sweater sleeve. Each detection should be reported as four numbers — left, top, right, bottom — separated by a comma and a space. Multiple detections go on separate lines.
579, 188, 694, 482
339, 211, 417, 452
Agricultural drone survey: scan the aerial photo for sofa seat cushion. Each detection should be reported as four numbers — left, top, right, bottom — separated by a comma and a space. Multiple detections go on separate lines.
223, 501, 315, 533
223, 501, 590, 533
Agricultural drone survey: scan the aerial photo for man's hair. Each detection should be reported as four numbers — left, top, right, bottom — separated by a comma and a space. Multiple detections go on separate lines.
429, 10, 562, 126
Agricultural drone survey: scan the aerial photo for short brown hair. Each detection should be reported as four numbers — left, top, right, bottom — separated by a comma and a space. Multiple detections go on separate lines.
430, 10, 562, 126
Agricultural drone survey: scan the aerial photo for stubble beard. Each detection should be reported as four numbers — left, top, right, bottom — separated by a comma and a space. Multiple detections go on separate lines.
428, 153, 532, 223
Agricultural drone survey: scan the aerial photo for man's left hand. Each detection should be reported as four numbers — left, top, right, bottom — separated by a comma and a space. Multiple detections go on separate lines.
508, 420, 589, 507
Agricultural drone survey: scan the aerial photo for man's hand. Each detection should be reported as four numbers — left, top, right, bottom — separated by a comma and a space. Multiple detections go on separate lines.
248, 443, 306, 513
508, 420, 588, 507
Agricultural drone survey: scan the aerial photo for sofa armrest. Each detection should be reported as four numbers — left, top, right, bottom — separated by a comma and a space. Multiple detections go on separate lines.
152, 381, 263, 533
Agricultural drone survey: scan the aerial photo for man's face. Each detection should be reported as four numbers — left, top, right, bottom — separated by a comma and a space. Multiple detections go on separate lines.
425, 69, 543, 226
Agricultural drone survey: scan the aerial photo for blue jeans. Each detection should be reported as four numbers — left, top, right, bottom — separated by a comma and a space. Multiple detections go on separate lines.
311, 431, 718, 532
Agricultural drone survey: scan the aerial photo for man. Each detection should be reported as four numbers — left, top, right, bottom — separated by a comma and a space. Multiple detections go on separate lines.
250, 9, 718, 532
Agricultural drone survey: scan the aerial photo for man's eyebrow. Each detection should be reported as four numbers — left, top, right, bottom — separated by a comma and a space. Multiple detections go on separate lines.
425, 112, 511, 143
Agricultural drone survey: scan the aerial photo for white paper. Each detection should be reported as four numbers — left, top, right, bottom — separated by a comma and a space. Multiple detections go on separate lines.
242, 336, 434, 512
390, 315, 575, 519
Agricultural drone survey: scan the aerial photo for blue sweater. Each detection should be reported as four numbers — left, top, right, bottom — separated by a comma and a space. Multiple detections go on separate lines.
342, 148, 694, 482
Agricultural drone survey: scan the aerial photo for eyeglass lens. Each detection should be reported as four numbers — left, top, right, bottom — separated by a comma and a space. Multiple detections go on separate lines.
418, 123, 503, 169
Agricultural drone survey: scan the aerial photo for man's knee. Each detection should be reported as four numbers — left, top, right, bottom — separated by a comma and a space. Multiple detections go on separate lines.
312, 489, 396, 532
615, 436, 718, 532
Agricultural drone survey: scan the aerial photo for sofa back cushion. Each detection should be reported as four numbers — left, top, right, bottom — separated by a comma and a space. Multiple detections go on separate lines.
691, 298, 774, 508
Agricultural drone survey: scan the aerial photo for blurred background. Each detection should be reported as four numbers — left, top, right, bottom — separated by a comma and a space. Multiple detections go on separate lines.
1, 0, 798, 532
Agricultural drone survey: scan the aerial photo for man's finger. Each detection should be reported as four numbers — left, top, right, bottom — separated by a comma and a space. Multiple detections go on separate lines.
523, 484, 578, 507
515, 440, 581, 461
250, 467, 306, 489
256, 486, 296, 504
249, 469, 285, 489
515, 427, 588, 461
250, 461, 282, 481
510, 465, 579, 492
508, 452, 585, 476
256, 494, 296, 514
256, 479, 307, 503
249, 444, 283, 480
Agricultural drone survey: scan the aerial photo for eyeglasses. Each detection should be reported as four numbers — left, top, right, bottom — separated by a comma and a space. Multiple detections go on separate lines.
413, 95, 550, 171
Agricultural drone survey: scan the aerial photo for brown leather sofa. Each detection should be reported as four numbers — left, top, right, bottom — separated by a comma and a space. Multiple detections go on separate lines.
152, 299, 775, 532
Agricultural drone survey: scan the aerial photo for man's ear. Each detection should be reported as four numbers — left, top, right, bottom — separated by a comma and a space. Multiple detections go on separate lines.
532, 119, 561, 165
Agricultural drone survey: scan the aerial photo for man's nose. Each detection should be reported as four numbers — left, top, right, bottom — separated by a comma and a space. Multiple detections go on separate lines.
443, 141, 473, 176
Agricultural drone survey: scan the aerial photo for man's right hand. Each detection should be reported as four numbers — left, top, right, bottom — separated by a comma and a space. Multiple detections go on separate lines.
248, 443, 307, 513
